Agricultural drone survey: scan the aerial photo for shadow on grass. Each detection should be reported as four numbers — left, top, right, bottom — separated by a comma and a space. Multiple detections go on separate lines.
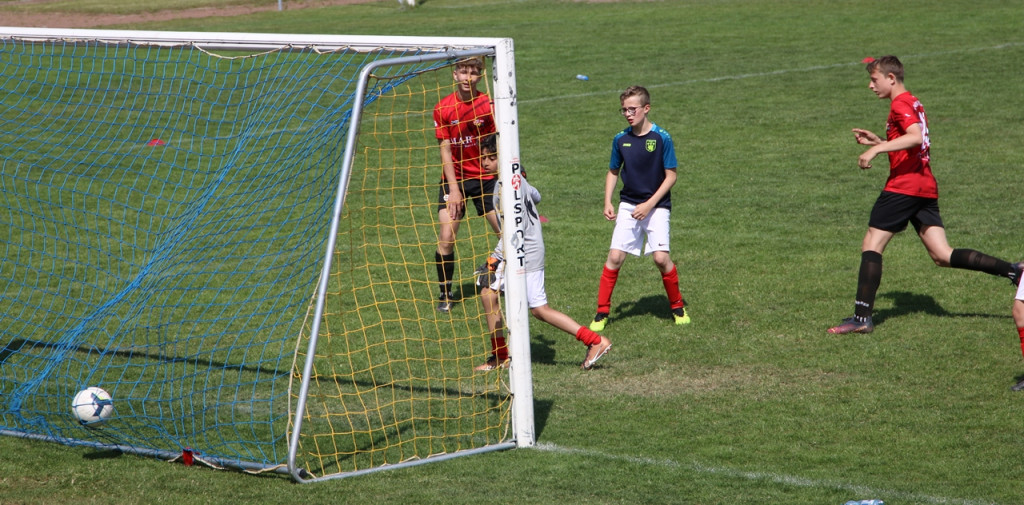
873, 290, 1005, 326
83, 449, 123, 460
611, 294, 673, 324
529, 333, 557, 366
526, 331, 569, 440
532, 398, 554, 441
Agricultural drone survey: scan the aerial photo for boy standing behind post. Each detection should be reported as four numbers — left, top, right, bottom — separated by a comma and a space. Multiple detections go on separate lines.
432, 56, 501, 313
589, 85, 690, 332
827, 55, 1021, 334
474, 135, 612, 371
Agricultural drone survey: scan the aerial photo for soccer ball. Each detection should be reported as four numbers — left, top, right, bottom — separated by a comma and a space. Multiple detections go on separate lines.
71, 387, 114, 426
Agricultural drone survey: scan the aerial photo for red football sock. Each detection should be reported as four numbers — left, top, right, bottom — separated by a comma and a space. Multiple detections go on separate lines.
597, 266, 619, 314
1017, 327, 1024, 359
661, 265, 685, 310
575, 326, 602, 347
492, 336, 508, 361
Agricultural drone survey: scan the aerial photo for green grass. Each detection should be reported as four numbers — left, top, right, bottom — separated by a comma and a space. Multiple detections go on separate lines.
3, 0, 1024, 504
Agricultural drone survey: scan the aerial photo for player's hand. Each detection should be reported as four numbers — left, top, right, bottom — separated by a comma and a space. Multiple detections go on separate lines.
603, 202, 617, 220
631, 201, 655, 221
852, 128, 881, 146
858, 148, 877, 169
446, 188, 464, 218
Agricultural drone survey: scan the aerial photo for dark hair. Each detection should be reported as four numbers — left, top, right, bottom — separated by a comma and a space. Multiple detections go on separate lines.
479, 133, 497, 155
865, 55, 904, 82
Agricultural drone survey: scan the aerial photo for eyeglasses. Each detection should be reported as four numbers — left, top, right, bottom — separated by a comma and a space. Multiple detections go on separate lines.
620, 106, 643, 116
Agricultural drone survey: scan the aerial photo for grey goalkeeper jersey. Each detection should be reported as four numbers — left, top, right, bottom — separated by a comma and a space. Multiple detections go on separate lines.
492, 175, 544, 273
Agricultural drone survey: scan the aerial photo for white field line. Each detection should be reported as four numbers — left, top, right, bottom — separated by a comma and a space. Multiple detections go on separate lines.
225, 41, 1024, 140
533, 442, 1002, 505
523, 42, 1024, 105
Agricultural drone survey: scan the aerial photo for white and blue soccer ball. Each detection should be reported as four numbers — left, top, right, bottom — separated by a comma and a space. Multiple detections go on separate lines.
71, 387, 114, 426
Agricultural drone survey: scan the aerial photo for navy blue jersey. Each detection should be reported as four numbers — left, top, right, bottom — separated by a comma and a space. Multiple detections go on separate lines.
609, 123, 678, 209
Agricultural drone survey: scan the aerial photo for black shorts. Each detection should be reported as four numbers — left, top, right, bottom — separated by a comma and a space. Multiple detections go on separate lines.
868, 191, 944, 233
437, 177, 497, 218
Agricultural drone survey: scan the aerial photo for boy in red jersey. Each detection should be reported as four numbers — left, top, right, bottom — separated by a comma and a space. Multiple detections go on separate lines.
588, 86, 690, 332
432, 56, 500, 313
828, 55, 1022, 334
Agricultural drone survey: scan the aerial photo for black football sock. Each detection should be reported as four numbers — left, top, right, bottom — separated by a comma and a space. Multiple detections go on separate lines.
949, 248, 1013, 277
435, 251, 455, 297
854, 251, 883, 320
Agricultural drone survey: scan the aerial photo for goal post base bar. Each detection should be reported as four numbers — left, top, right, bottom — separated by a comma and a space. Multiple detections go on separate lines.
0, 429, 298, 476
292, 441, 517, 483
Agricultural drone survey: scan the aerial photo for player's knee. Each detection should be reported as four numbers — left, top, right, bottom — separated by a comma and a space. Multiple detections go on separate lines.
1013, 300, 1024, 327
606, 250, 626, 269
529, 305, 552, 321
652, 252, 673, 270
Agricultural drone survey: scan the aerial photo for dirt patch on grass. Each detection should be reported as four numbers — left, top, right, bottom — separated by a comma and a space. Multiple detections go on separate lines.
0, 0, 381, 29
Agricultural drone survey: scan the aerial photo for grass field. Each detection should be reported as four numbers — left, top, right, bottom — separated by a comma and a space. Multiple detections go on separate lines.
2, 0, 1024, 504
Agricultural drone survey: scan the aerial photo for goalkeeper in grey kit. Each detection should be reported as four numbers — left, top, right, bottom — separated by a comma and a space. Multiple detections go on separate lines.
474, 135, 611, 371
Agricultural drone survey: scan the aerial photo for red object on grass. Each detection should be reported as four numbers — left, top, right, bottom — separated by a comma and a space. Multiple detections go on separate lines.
861, 57, 875, 63
539, 215, 549, 223
147, 138, 166, 146
182, 448, 194, 466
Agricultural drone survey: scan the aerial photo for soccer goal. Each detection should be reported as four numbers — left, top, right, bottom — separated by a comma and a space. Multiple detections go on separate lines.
0, 26, 534, 483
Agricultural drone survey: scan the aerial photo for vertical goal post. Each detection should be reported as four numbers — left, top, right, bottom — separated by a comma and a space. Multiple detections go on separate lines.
0, 26, 533, 482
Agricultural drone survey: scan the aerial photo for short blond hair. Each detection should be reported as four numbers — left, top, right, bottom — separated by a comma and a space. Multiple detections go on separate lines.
620, 85, 650, 106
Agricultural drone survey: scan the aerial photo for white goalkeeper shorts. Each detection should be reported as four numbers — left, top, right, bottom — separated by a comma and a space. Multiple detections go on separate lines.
1015, 280, 1024, 302
490, 267, 548, 309
608, 201, 672, 257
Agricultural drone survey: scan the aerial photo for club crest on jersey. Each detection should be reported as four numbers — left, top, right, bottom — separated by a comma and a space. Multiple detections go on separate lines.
646, 139, 657, 152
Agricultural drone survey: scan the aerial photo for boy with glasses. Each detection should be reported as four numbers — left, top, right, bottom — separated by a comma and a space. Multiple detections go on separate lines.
589, 85, 690, 332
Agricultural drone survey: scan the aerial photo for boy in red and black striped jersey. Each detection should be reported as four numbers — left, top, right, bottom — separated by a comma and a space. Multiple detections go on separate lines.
828, 55, 1022, 335
431, 56, 500, 313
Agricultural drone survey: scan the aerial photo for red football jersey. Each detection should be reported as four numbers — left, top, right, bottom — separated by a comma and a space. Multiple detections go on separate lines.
433, 91, 495, 180
883, 91, 938, 198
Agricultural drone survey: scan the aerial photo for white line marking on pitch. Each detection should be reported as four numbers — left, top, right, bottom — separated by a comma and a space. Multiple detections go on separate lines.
522, 41, 1024, 105
532, 442, 1001, 505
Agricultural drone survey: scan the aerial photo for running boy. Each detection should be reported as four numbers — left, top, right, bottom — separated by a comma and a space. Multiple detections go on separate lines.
432, 56, 500, 313
589, 85, 689, 332
827, 55, 1022, 334
474, 135, 611, 371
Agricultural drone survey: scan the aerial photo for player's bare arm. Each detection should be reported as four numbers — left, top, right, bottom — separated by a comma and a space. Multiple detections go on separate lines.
438, 138, 464, 217
856, 123, 923, 170
603, 169, 620, 220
